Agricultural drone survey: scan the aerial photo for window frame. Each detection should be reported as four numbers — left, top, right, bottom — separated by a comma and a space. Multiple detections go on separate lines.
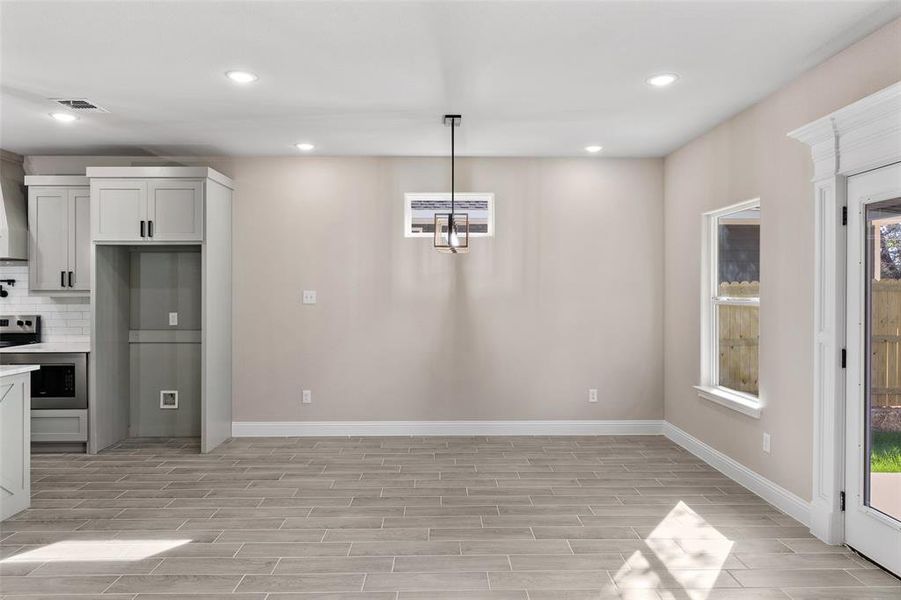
403, 192, 495, 238
696, 198, 762, 419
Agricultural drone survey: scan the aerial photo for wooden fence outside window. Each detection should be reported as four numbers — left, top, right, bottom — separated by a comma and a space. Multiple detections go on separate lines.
716, 279, 901, 407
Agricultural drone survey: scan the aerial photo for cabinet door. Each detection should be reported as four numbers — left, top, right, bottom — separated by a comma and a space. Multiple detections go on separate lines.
0, 373, 30, 519
31, 409, 88, 442
69, 187, 91, 290
29, 187, 70, 291
91, 179, 147, 241
147, 180, 203, 241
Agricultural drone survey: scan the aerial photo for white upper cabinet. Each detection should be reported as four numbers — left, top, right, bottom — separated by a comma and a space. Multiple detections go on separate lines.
91, 179, 148, 241
148, 180, 204, 241
30, 187, 69, 290
91, 177, 203, 242
25, 177, 91, 293
70, 188, 91, 290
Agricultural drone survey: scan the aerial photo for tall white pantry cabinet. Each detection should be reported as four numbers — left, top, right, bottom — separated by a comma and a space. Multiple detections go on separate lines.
87, 167, 233, 454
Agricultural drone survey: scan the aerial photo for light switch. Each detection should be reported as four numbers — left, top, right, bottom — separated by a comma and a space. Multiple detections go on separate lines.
303, 290, 317, 305
168, 312, 178, 326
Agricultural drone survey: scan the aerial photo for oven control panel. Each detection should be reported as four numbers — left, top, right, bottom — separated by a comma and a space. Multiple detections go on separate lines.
0, 315, 40, 334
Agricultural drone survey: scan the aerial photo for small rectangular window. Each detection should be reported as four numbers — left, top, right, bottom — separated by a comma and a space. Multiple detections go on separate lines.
697, 199, 762, 417
404, 193, 494, 238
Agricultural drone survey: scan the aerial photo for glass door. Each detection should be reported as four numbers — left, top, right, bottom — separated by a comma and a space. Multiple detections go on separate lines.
845, 162, 901, 576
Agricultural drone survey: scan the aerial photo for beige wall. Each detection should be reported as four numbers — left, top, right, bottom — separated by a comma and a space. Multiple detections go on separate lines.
663, 18, 901, 501
25, 154, 665, 422
229, 157, 663, 421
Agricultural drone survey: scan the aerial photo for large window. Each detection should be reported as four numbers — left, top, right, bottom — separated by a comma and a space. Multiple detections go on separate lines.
697, 199, 761, 418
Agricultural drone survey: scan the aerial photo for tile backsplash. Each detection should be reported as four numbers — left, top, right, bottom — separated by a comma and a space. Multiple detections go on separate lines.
0, 264, 90, 341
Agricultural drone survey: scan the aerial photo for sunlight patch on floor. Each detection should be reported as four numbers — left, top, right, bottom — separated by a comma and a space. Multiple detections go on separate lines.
612, 501, 734, 599
0, 539, 191, 562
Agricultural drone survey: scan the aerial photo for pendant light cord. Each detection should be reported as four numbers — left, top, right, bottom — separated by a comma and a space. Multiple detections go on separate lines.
450, 118, 455, 218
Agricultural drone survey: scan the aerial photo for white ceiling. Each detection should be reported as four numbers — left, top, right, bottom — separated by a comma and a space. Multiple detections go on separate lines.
2, 1, 899, 157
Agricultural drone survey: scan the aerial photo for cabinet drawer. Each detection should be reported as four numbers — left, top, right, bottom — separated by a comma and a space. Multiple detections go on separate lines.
31, 409, 87, 442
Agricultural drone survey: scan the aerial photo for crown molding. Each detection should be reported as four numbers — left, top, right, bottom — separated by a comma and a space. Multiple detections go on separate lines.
789, 81, 901, 180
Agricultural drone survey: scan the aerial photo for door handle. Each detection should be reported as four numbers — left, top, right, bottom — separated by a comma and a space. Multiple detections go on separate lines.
140, 220, 146, 237
148, 220, 153, 238
60, 271, 65, 287
68, 271, 73, 288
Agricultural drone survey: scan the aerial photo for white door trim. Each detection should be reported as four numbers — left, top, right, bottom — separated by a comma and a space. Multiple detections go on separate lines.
843, 164, 901, 574
789, 81, 901, 544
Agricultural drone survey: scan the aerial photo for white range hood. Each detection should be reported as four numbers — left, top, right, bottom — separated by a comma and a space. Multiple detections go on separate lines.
0, 152, 27, 261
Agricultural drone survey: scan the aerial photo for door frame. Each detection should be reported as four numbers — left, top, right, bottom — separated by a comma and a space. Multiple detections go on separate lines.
790, 81, 901, 545
843, 165, 901, 573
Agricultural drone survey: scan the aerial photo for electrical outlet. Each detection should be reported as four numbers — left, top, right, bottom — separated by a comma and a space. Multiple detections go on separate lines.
302, 290, 317, 305
588, 388, 598, 403
762, 432, 771, 453
168, 312, 178, 326
302, 389, 312, 404
160, 390, 178, 409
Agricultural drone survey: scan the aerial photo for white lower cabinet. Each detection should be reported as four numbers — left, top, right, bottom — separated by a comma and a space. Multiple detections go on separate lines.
31, 409, 88, 443
0, 371, 32, 520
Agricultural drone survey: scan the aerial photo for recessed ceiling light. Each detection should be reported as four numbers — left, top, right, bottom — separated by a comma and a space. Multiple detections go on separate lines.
50, 112, 78, 123
225, 70, 258, 84
295, 143, 315, 152
646, 73, 679, 88
585, 145, 603, 153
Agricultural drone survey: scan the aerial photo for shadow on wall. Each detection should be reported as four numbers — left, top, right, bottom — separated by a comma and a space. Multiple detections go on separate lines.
429, 257, 486, 415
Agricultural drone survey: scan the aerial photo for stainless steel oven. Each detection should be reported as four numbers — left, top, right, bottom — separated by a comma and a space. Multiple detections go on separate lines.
1, 352, 88, 410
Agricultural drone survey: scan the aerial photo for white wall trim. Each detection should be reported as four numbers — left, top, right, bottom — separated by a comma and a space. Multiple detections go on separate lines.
230, 418, 810, 527
232, 419, 665, 437
788, 80, 901, 544
663, 422, 811, 527
694, 386, 762, 419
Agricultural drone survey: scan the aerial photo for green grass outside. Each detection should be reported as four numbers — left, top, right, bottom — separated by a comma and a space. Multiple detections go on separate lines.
871, 431, 901, 473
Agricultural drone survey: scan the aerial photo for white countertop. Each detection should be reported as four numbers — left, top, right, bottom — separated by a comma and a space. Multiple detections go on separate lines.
0, 365, 41, 377
0, 343, 91, 354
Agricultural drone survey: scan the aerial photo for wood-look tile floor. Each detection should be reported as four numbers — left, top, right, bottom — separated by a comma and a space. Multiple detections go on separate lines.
1, 435, 899, 599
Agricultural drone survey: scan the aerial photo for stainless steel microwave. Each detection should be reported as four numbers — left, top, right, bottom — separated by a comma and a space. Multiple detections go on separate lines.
0, 353, 87, 410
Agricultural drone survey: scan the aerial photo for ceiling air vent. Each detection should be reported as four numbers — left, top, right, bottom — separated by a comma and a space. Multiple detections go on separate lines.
51, 99, 109, 113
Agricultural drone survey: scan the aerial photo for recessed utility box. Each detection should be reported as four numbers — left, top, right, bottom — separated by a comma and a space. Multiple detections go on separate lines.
160, 390, 178, 409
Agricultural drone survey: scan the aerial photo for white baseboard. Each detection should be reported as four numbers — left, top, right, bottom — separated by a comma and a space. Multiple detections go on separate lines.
228, 418, 810, 528
231, 419, 665, 437
663, 422, 811, 527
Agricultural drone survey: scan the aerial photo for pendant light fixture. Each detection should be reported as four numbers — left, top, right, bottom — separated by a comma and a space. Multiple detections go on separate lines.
434, 114, 469, 254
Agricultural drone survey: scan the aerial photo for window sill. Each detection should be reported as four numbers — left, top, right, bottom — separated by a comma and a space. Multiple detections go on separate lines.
694, 386, 761, 419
